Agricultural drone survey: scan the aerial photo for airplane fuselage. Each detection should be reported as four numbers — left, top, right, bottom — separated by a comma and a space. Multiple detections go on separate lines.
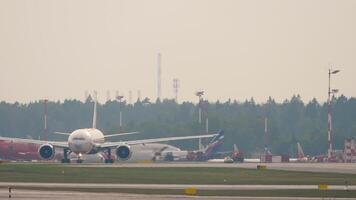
68, 128, 105, 154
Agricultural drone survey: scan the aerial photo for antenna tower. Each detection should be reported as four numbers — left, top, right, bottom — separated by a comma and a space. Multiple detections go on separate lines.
42, 99, 48, 140
173, 78, 179, 102
84, 90, 89, 101
129, 90, 132, 104
157, 53, 162, 101
264, 117, 269, 155
106, 90, 111, 102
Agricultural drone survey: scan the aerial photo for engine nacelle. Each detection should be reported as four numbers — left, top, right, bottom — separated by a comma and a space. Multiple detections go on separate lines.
38, 144, 55, 160
116, 144, 132, 161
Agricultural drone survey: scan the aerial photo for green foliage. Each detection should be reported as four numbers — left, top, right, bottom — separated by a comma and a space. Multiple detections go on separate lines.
0, 95, 355, 156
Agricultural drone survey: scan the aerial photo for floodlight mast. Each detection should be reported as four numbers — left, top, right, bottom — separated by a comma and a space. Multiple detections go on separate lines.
195, 91, 204, 124
116, 95, 124, 132
327, 68, 340, 160
195, 91, 205, 151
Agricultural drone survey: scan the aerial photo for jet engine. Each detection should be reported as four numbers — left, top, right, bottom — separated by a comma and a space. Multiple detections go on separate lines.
38, 144, 55, 160
116, 144, 131, 161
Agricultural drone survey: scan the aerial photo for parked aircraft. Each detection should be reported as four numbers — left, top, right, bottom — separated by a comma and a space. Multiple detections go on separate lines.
159, 130, 225, 161
0, 139, 40, 161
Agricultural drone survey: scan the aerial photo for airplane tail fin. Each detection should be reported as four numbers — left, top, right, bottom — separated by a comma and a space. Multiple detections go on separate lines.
233, 144, 239, 153
204, 130, 224, 159
297, 142, 304, 158
92, 91, 97, 129
208, 130, 224, 145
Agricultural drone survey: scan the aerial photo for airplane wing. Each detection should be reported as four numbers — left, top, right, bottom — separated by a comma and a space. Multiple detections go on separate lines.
54, 131, 140, 138
103, 132, 140, 138
0, 136, 68, 148
101, 133, 218, 148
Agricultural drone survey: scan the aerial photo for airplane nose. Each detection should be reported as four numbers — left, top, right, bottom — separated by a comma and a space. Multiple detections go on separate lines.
74, 142, 82, 149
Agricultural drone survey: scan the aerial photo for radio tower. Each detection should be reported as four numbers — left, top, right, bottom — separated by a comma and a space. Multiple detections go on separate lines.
173, 78, 179, 102
42, 99, 48, 140
264, 117, 270, 155
128, 90, 132, 104
84, 90, 89, 101
157, 53, 162, 101
106, 90, 111, 102
137, 90, 141, 101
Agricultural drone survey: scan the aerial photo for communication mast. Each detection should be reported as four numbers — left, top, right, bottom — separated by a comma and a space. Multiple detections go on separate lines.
106, 90, 111, 102
115, 90, 119, 99
137, 90, 141, 101
41, 99, 48, 141
84, 90, 89, 101
264, 117, 269, 153
116, 95, 124, 132
128, 90, 132, 104
173, 78, 179, 102
157, 53, 162, 101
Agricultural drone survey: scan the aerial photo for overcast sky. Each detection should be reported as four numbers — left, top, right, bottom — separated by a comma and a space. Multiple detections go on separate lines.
0, 0, 355, 103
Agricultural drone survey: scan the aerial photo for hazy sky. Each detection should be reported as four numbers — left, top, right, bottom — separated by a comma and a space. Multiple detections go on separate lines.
0, 0, 355, 103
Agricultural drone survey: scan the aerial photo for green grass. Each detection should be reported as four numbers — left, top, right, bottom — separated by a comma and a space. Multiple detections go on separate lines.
0, 163, 356, 185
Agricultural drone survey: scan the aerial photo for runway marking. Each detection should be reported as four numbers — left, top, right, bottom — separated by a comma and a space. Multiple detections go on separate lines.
1, 189, 351, 200
1, 182, 356, 190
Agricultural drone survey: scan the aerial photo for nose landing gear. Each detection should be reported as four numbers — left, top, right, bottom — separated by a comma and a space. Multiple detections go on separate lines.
76, 153, 84, 163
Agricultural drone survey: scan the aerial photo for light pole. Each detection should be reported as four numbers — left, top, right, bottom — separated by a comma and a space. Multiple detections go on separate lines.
116, 95, 124, 132
195, 91, 204, 125
40, 99, 48, 140
196, 91, 204, 151
327, 68, 340, 160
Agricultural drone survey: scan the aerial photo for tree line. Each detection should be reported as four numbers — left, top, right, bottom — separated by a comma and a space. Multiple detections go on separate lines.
0, 95, 355, 157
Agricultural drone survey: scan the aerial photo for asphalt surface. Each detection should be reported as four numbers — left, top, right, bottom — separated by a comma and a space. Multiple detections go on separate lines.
1, 182, 355, 190
66, 162, 356, 174
0, 189, 354, 200
3, 162, 356, 199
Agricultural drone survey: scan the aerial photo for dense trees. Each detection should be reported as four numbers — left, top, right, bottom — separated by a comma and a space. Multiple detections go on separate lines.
0, 95, 355, 157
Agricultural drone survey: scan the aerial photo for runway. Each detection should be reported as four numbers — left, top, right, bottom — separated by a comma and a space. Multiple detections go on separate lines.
66, 162, 356, 174
1, 189, 351, 200
1, 182, 355, 190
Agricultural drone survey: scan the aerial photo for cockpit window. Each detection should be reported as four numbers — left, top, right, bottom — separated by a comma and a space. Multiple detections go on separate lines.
73, 137, 85, 141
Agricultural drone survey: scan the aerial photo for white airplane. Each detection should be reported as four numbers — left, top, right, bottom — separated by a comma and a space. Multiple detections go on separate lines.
0, 100, 218, 163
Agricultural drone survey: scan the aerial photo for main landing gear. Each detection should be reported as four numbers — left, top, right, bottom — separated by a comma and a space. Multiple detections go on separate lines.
61, 148, 71, 163
105, 148, 114, 163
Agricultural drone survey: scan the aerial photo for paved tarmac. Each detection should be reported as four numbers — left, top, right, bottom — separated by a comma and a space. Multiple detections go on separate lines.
1, 182, 355, 190
0, 189, 354, 200
67, 162, 356, 174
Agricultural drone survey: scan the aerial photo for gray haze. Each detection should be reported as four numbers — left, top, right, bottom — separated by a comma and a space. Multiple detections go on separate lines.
0, 0, 355, 103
